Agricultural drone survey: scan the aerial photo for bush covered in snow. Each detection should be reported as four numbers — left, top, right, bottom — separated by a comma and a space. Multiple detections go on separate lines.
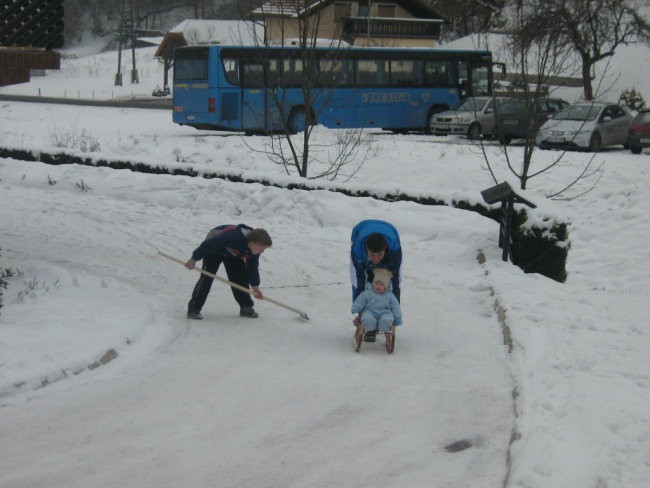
619, 88, 646, 111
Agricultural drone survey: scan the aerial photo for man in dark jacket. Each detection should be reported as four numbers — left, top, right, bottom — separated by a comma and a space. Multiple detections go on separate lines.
350, 219, 402, 341
185, 224, 272, 320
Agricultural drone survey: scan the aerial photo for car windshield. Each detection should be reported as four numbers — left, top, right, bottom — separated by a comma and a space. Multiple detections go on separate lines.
634, 112, 650, 124
554, 105, 602, 121
458, 98, 488, 112
498, 101, 526, 116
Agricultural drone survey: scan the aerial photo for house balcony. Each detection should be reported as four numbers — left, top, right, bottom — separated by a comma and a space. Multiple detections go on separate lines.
342, 17, 442, 40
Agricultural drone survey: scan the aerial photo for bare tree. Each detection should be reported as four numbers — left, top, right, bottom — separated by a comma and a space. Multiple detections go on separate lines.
215, 0, 259, 20
429, 0, 507, 40
480, 0, 605, 199
519, 0, 650, 100
244, 0, 371, 179
491, 0, 575, 190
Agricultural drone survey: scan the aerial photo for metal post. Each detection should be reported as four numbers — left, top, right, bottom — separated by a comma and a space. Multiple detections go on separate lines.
130, 0, 139, 84
367, 0, 371, 44
115, 0, 125, 86
502, 198, 514, 262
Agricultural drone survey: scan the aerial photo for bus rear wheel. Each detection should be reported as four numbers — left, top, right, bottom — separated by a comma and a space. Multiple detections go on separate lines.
288, 108, 314, 134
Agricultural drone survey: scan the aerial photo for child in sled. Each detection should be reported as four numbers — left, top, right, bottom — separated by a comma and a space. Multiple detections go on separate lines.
352, 268, 403, 346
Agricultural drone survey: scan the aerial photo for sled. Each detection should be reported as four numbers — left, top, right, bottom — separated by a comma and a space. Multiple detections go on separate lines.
353, 324, 395, 353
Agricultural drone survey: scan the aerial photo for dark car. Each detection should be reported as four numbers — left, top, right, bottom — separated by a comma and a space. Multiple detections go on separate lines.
628, 109, 650, 154
493, 98, 570, 145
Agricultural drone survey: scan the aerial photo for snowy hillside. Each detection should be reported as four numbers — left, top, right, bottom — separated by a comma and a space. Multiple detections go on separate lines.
1, 37, 650, 488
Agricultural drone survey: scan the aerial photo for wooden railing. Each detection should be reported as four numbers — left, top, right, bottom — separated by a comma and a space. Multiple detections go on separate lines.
343, 17, 441, 39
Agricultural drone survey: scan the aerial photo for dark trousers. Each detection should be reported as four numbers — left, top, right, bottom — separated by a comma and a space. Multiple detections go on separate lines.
187, 254, 254, 314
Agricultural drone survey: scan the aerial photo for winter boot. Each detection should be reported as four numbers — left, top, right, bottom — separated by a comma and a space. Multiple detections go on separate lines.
363, 329, 377, 342
240, 306, 259, 318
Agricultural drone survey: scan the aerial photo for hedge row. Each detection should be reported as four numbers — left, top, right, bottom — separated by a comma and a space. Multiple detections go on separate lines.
0, 146, 569, 282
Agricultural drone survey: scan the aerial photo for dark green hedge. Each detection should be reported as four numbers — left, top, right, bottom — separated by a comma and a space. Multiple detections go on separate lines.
0, 146, 569, 281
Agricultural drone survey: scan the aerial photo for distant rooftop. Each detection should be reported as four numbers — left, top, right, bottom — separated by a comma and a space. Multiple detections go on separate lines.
168, 20, 263, 45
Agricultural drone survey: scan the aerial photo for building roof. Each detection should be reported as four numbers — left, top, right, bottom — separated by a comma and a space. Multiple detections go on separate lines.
154, 20, 264, 60
250, 0, 446, 20
168, 20, 263, 45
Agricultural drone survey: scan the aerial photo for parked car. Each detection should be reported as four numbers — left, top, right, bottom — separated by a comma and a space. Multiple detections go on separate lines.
493, 97, 569, 145
431, 96, 510, 139
536, 101, 633, 152
627, 109, 650, 154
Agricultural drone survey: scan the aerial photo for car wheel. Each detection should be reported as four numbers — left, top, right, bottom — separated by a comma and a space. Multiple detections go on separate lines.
498, 135, 512, 145
588, 132, 602, 152
467, 123, 481, 140
630, 145, 642, 154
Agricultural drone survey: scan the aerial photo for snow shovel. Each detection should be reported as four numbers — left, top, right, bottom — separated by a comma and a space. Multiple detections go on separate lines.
157, 250, 310, 321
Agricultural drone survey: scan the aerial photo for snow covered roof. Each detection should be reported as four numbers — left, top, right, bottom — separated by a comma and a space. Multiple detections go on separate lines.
155, 20, 264, 60
168, 20, 263, 46
251, 0, 445, 19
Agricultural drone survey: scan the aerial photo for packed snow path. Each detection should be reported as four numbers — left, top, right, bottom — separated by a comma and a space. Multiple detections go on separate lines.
0, 160, 512, 487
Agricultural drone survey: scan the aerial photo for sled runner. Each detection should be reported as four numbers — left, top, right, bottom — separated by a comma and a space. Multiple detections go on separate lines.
353, 324, 395, 353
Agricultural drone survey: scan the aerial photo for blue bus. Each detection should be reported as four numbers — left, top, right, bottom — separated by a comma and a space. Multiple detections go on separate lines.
172, 45, 500, 134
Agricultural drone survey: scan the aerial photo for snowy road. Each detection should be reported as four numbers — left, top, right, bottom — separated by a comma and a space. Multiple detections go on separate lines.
0, 160, 513, 487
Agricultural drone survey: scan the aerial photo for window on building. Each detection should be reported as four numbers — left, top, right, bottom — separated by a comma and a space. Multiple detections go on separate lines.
378, 4, 395, 17
357, 0, 370, 17
334, 2, 351, 22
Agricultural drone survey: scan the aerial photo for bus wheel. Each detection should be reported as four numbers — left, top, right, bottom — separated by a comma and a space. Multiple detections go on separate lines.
288, 108, 312, 134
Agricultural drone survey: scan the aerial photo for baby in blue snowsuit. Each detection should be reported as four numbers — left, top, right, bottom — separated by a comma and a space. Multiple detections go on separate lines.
351, 268, 403, 333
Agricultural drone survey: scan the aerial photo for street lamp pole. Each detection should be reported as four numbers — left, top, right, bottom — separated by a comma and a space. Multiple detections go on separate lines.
367, 0, 371, 44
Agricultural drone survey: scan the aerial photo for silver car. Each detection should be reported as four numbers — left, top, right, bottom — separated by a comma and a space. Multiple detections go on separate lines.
431, 96, 510, 139
536, 101, 633, 152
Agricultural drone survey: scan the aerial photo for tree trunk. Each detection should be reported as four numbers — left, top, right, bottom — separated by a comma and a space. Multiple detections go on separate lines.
581, 55, 593, 100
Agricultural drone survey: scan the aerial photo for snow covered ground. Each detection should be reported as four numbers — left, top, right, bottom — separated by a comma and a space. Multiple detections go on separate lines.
1, 42, 650, 488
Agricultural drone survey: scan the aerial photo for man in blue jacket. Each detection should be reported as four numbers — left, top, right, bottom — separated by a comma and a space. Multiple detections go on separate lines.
185, 224, 272, 320
350, 219, 402, 341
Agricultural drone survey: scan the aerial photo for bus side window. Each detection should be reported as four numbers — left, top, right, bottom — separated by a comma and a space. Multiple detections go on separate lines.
283, 58, 303, 86
267, 58, 282, 87
222, 57, 240, 85
390, 60, 422, 86
243, 63, 264, 87
424, 60, 451, 86
318, 58, 353, 87
357, 59, 388, 86
356, 60, 373, 85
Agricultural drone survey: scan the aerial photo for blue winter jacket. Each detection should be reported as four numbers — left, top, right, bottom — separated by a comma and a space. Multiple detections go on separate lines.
191, 224, 261, 286
350, 220, 402, 302
351, 289, 403, 326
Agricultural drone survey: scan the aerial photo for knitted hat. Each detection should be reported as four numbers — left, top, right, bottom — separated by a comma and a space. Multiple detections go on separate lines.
373, 268, 393, 288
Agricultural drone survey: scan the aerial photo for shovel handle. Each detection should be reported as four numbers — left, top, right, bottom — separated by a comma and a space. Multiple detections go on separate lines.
157, 250, 309, 321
